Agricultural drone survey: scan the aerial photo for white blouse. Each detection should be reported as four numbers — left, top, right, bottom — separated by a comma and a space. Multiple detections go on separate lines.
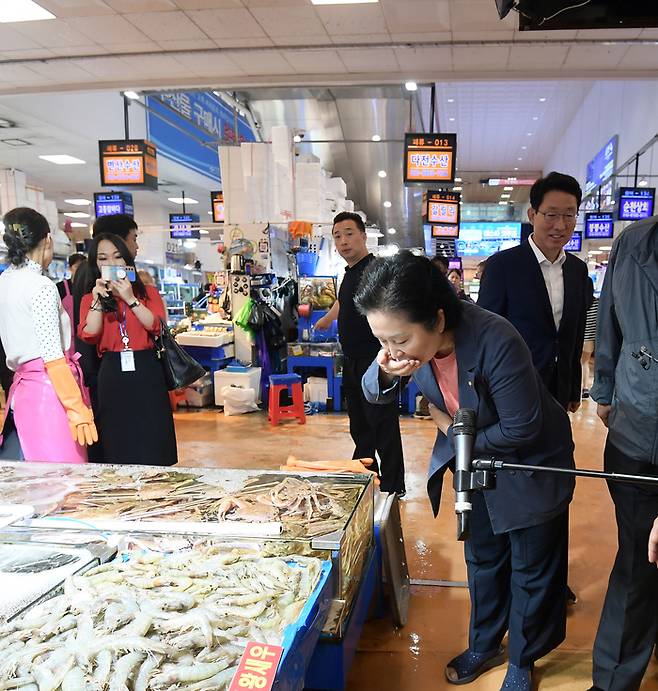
0, 259, 72, 371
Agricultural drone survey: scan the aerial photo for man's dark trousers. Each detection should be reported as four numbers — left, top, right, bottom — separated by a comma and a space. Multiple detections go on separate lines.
342, 355, 405, 494
592, 440, 658, 691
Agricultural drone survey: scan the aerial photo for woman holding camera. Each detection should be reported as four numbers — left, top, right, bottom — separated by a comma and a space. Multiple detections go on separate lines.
78, 233, 177, 466
0, 207, 96, 462
356, 252, 575, 691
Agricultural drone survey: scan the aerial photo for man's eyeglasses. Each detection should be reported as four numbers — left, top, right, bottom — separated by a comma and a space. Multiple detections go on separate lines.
536, 211, 578, 224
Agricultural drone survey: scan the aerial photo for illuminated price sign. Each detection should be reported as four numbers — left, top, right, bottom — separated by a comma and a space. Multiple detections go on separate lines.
169, 213, 200, 239
584, 212, 614, 239
563, 231, 582, 252
424, 189, 460, 226
211, 190, 225, 223
404, 133, 457, 185
617, 187, 655, 221
93, 192, 134, 218
99, 139, 158, 190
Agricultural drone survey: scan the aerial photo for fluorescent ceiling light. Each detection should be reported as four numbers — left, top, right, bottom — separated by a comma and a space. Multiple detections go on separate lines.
64, 198, 91, 206
454, 177, 462, 183
447, 98, 455, 103
532, 116, 539, 121
517, 157, 523, 161
123, 91, 140, 100
0, 1, 55, 22
514, 167, 519, 171
371, 134, 381, 142
500, 194, 510, 199
39, 154, 85, 165
168, 197, 198, 204
383, 201, 392, 208
404, 81, 418, 92
452, 186, 462, 192
207, 211, 213, 215
293, 134, 302, 143
539, 97, 547, 102
387, 228, 397, 235
521, 145, 527, 150
183, 240, 197, 250
200, 229, 209, 235
498, 201, 509, 205
503, 186, 514, 191
449, 117, 455, 122
64, 212, 90, 218
639, 179, 649, 187
70, 222, 88, 228
378, 170, 387, 178
312, 0, 378, 4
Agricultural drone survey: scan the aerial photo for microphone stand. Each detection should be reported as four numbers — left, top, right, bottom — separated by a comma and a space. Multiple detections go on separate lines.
471, 458, 658, 487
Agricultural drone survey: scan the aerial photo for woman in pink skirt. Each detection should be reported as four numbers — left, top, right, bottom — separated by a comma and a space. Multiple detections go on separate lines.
0, 207, 96, 462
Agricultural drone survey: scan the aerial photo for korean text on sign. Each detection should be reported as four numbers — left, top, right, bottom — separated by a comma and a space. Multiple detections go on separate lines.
408, 152, 453, 180
228, 642, 284, 691
104, 157, 144, 183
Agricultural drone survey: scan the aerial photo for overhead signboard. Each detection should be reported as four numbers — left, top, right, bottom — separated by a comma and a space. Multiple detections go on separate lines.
456, 222, 521, 257
585, 135, 618, 194
169, 213, 200, 239
404, 133, 457, 185
563, 231, 582, 252
584, 212, 614, 239
424, 190, 460, 225
211, 191, 225, 223
99, 139, 158, 190
617, 186, 655, 221
146, 92, 255, 181
93, 192, 134, 218
481, 177, 537, 186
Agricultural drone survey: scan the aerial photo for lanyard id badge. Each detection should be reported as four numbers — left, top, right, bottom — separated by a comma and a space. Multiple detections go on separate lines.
118, 307, 135, 372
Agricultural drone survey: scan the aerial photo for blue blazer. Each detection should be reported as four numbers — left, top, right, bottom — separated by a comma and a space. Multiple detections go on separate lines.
477, 241, 589, 408
363, 303, 575, 534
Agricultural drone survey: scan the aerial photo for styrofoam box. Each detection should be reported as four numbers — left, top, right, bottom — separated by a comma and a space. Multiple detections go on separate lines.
214, 367, 262, 406
175, 332, 234, 348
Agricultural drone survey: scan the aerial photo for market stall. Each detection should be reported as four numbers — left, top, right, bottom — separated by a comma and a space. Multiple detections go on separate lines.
0, 462, 376, 691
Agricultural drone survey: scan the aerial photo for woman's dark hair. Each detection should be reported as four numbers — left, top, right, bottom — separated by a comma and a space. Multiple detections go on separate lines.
3, 207, 50, 266
83, 232, 146, 300
355, 251, 462, 331
529, 171, 582, 210
68, 252, 85, 269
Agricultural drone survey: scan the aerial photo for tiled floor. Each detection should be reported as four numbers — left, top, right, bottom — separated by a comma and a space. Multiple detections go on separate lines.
173, 398, 658, 690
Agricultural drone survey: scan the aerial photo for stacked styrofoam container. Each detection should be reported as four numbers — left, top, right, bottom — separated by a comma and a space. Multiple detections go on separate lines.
241, 142, 273, 223
271, 126, 295, 223
295, 155, 324, 222
218, 146, 247, 224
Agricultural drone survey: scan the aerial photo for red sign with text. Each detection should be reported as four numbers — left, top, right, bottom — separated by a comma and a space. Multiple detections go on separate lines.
228, 642, 284, 691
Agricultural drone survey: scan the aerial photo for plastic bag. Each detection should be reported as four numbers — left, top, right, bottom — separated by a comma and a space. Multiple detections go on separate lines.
221, 386, 259, 416
234, 298, 254, 333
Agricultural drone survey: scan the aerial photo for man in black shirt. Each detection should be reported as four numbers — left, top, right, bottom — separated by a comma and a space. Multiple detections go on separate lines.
315, 212, 405, 494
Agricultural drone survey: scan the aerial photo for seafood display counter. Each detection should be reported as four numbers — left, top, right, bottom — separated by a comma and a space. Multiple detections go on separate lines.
0, 462, 376, 690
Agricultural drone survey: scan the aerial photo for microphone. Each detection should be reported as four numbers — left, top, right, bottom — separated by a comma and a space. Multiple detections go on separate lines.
453, 408, 476, 541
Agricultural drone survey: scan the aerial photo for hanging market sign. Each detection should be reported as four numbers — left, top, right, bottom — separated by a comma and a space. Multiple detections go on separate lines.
93, 192, 134, 218
98, 139, 158, 190
404, 133, 457, 185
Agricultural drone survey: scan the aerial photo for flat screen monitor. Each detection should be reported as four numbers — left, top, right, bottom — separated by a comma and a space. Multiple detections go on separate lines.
584, 212, 614, 239
456, 222, 522, 258
564, 231, 582, 252
448, 257, 462, 270
618, 187, 655, 221
585, 135, 617, 194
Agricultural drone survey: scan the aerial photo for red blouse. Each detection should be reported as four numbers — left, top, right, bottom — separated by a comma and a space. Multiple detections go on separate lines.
78, 285, 166, 354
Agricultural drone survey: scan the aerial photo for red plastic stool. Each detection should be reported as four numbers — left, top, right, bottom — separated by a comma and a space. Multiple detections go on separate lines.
268, 373, 306, 426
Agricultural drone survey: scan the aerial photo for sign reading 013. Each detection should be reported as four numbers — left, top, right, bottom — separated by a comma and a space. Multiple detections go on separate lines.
404, 133, 457, 185
99, 139, 158, 190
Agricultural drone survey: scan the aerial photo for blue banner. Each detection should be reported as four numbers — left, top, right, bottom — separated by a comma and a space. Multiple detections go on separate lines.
146, 92, 255, 182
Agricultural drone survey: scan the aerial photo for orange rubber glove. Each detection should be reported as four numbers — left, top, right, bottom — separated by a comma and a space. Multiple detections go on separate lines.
44, 358, 98, 447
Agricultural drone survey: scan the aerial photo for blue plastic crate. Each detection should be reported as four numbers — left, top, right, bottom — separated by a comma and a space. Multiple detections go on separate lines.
274, 559, 333, 691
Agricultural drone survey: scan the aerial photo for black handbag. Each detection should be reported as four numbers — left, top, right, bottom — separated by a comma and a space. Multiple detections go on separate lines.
152, 318, 206, 390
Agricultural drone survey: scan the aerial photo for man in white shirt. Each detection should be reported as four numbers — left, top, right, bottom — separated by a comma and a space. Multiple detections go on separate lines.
478, 171, 589, 413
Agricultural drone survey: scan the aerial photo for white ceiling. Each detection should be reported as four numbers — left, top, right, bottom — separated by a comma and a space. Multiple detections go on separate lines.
0, 1, 655, 95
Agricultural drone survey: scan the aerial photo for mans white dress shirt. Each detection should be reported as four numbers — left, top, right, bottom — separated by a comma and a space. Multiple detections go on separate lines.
528, 233, 566, 332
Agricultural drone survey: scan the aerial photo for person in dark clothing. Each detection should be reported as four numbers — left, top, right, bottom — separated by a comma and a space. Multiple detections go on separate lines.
72, 214, 139, 463
447, 268, 474, 303
55, 253, 85, 302
478, 172, 589, 412
314, 212, 405, 495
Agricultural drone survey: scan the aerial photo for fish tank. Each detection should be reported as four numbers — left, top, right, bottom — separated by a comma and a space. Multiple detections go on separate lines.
0, 463, 374, 637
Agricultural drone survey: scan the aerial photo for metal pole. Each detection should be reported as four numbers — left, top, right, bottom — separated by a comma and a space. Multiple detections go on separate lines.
409, 95, 413, 131
182, 190, 186, 215
472, 458, 658, 487
634, 153, 640, 186
123, 95, 130, 140
429, 84, 436, 134
233, 92, 239, 144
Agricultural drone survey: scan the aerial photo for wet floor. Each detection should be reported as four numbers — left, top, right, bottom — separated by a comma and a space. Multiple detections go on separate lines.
173, 398, 658, 690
